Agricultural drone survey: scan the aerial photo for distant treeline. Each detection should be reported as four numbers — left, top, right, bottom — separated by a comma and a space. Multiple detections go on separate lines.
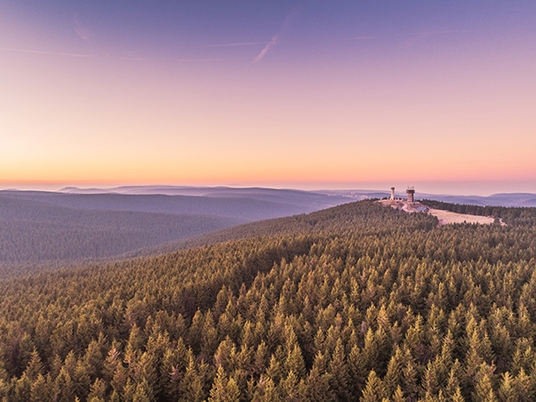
421, 199, 536, 227
0, 194, 244, 272
0, 212, 241, 266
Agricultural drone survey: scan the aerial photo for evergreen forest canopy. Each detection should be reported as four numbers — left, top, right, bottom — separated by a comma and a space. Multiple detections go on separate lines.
1, 200, 536, 401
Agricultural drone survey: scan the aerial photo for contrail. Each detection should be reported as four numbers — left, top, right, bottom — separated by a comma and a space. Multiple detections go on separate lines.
251, 7, 301, 64
252, 35, 278, 64
73, 13, 95, 46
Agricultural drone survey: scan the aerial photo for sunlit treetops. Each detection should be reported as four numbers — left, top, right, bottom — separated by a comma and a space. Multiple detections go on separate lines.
1, 200, 536, 401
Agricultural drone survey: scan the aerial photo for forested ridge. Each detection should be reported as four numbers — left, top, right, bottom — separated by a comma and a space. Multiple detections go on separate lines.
0, 189, 350, 273
1, 201, 536, 401
0, 196, 243, 269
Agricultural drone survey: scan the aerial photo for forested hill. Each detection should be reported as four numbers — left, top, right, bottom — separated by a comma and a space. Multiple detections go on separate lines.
126, 200, 437, 258
2, 201, 536, 401
1, 189, 351, 221
0, 188, 350, 271
0, 195, 243, 268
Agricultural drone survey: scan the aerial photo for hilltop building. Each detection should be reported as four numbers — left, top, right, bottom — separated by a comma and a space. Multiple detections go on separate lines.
390, 187, 395, 200
406, 187, 415, 203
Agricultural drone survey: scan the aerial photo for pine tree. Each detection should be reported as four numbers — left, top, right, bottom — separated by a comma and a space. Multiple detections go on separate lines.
279, 370, 306, 402
329, 338, 351, 401
451, 386, 465, 402
132, 378, 154, 402
305, 365, 335, 402
348, 343, 367, 395
383, 346, 405, 395
514, 368, 534, 402
473, 363, 497, 402
178, 354, 206, 402
29, 374, 48, 402
421, 360, 440, 396
214, 337, 236, 372
252, 375, 281, 402
73, 359, 91, 400
401, 350, 419, 399
86, 378, 106, 402
23, 350, 44, 381
253, 341, 269, 375
202, 310, 219, 357
14, 373, 33, 402
498, 372, 516, 402
391, 385, 405, 402
499, 369, 534, 402
285, 343, 306, 378
82, 337, 105, 379
362, 328, 379, 371
361, 370, 385, 402
208, 365, 241, 402
266, 355, 283, 384
445, 359, 463, 399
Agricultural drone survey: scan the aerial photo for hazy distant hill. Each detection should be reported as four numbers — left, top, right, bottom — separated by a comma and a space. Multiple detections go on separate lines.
7, 187, 351, 220
60, 185, 536, 207
0, 188, 352, 269
434, 192, 536, 207
325, 189, 536, 207
0, 195, 243, 266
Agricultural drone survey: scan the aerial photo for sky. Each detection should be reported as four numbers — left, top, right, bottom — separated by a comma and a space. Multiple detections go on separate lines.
1, 1, 535, 195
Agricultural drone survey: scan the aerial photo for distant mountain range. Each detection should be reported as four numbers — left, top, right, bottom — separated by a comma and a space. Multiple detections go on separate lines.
59, 185, 536, 207
421, 192, 536, 207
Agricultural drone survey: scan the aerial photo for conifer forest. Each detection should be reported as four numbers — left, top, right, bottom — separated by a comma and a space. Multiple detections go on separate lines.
1, 200, 536, 401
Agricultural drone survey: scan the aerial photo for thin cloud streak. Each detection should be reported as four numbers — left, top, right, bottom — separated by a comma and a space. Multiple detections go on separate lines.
118, 56, 149, 61
207, 41, 270, 48
179, 58, 227, 62
396, 29, 470, 49
404, 29, 470, 37
0, 47, 95, 58
252, 36, 278, 64
251, 7, 301, 64
336, 35, 376, 43
73, 13, 95, 46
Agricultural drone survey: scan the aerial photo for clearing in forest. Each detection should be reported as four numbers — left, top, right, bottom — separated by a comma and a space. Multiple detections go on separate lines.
378, 199, 497, 225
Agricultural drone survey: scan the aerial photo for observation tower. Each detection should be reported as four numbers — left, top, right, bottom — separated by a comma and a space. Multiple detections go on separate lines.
406, 187, 415, 203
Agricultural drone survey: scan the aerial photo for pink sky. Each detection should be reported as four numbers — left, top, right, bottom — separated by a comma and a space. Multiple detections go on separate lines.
1, 2, 535, 195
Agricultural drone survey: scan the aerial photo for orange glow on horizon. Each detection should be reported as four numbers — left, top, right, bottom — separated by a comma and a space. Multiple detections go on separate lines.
1, 3, 535, 196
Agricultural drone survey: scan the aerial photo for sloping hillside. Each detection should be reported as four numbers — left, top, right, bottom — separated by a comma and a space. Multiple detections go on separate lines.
127, 200, 436, 257
0, 188, 352, 270
1, 201, 536, 400
0, 195, 242, 267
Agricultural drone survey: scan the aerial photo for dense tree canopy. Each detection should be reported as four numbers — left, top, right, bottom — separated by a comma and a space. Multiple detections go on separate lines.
1, 201, 536, 401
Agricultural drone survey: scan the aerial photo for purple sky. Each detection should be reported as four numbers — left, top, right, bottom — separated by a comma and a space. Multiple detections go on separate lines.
1, 1, 535, 195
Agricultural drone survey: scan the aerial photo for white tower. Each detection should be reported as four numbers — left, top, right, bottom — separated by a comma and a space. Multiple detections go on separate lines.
390, 187, 395, 200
